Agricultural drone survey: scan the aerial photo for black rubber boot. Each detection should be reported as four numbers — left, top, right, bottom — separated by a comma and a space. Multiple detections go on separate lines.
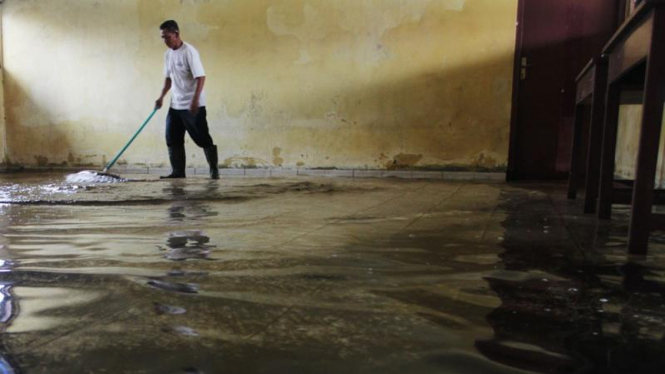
160, 146, 186, 179
204, 145, 219, 180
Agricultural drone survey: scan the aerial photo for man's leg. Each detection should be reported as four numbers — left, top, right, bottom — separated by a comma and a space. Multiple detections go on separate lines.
182, 107, 219, 179
203, 145, 219, 180
162, 108, 187, 179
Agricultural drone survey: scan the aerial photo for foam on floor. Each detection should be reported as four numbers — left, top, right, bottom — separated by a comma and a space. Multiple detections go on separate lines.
65, 170, 127, 184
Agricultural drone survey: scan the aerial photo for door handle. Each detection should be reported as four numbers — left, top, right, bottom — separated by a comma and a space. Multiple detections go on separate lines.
521, 57, 534, 80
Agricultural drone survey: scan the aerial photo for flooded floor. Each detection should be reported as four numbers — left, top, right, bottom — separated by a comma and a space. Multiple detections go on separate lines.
0, 173, 664, 374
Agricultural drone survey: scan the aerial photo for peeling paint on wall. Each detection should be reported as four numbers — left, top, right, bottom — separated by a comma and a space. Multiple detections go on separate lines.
267, 0, 465, 67
272, 147, 284, 166
2, 0, 516, 171
386, 153, 423, 169
223, 156, 271, 169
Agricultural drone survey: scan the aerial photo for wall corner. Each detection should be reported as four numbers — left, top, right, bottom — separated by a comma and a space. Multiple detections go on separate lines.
0, 3, 7, 169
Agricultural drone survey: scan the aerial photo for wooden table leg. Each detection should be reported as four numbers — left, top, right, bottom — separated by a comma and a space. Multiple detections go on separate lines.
584, 64, 608, 214
568, 104, 585, 199
627, 9, 665, 255
598, 83, 621, 220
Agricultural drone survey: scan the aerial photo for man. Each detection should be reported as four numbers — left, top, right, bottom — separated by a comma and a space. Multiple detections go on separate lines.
155, 20, 219, 179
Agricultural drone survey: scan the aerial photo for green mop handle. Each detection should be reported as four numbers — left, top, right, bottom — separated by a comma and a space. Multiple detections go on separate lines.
102, 108, 158, 173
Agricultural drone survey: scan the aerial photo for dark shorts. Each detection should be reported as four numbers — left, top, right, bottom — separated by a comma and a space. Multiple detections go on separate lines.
165, 107, 214, 148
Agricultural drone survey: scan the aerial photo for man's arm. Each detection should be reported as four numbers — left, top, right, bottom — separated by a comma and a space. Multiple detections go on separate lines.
190, 76, 206, 114
155, 78, 172, 109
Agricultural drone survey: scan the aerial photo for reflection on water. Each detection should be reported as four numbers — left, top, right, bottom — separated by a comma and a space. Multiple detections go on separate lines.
162, 183, 218, 261
161, 325, 199, 337
146, 279, 199, 294
0, 284, 16, 324
164, 183, 187, 199
153, 302, 186, 315
477, 187, 665, 374
1, 259, 18, 374
162, 231, 214, 261
0, 174, 664, 373
165, 183, 220, 223
0, 182, 82, 203
167, 203, 219, 222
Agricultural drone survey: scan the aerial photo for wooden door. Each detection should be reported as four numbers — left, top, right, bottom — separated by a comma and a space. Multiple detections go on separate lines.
508, 0, 621, 180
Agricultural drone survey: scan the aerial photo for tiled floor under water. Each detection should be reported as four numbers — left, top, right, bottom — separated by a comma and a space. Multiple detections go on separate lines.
0, 172, 664, 374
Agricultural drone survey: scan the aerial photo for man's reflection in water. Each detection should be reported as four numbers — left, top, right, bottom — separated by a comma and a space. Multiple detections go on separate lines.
162, 182, 218, 261
162, 230, 215, 261
164, 183, 188, 221
476, 189, 665, 374
164, 182, 220, 223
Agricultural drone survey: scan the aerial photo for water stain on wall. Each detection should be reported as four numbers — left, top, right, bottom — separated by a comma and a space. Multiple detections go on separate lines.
33, 155, 49, 167
223, 156, 270, 169
475, 151, 498, 169
273, 147, 284, 166
386, 153, 423, 169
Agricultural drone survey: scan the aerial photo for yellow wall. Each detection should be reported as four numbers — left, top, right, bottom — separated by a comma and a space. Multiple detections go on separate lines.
0, 7, 6, 167
1, 0, 517, 170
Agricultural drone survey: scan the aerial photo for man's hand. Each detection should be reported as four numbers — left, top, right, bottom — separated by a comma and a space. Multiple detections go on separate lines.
189, 98, 199, 115
156, 78, 172, 110
190, 76, 205, 115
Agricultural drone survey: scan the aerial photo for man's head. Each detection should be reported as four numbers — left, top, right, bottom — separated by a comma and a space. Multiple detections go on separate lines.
160, 20, 182, 49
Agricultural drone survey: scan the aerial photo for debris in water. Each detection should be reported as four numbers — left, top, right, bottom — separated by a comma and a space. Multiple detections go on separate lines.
167, 270, 186, 277
162, 325, 199, 337
154, 302, 187, 315
147, 279, 199, 294
182, 367, 204, 374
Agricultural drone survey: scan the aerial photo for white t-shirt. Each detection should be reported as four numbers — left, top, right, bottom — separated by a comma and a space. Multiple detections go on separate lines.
163, 42, 206, 110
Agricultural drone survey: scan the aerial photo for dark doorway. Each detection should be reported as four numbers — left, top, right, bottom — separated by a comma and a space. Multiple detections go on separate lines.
508, 0, 622, 180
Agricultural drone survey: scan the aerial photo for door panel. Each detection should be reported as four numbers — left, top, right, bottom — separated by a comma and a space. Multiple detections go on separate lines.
509, 0, 621, 180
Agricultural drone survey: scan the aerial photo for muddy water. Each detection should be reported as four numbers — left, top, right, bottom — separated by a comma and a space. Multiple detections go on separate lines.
1, 173, 664, 373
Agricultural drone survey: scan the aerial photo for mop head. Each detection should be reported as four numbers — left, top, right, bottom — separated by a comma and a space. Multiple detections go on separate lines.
65, 170, 127, 184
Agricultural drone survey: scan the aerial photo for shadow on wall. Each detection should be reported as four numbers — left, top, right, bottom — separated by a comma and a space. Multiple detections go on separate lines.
2, 71, 80, 168
1, 0, 157, 169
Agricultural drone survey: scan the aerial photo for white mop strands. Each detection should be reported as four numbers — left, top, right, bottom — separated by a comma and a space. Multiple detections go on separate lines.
65, 170, 127, 184
64, 108, 159, 184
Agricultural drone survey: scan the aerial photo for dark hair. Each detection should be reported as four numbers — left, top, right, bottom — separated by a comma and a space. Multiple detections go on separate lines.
160, 20, 179, 34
